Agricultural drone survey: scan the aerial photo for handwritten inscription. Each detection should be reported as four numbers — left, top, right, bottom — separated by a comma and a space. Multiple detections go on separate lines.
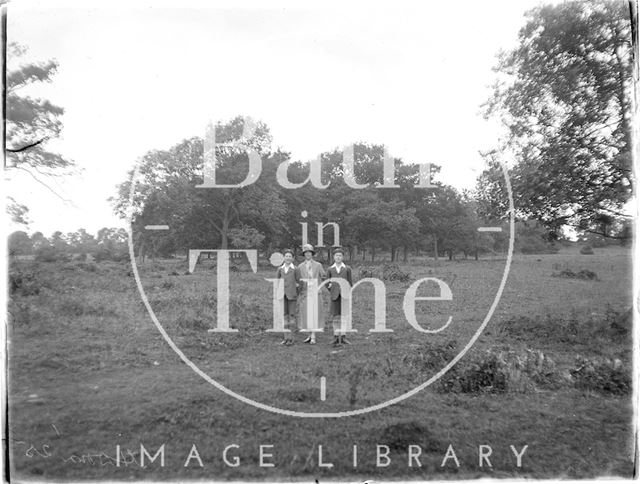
13, 440, 139, 467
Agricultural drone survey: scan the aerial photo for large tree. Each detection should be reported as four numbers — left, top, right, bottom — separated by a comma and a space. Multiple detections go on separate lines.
480, 0, 633, 238
113, 117, 287, 257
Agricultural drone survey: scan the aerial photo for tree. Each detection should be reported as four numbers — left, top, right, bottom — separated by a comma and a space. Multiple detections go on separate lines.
482, 1, 633, 238
7, 197, 30, 227
514, 220, 560, 254
93, 227, 128, 262
64, 228, 97, 253
344, 199, 420, 262
8, 231, 32, 255
30, 231, 49, 250
228, 224, 266, 249
113, 117, 287, 257
49, 231, 70, 253
5, 43, 74, 222
413, 185, 472, 260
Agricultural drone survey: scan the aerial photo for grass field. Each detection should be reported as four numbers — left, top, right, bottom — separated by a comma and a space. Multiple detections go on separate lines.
7, 246, 635, 480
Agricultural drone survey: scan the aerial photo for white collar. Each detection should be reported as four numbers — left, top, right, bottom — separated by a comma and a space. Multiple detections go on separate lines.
282, 263, 295, 271
331, 262, 345, 270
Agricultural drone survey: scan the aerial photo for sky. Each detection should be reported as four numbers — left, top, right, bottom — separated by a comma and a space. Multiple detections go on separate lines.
5, 0, 548, 236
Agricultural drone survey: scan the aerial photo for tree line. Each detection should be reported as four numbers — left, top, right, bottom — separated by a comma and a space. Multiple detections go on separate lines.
8, 228, 128, 262
111, 122, 510, 262
6, 1, 632, 256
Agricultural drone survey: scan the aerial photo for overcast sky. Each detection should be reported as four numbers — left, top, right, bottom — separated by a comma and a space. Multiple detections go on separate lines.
6, 0, 548, 236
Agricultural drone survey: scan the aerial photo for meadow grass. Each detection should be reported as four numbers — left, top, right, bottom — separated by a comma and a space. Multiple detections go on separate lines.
7, 246, 634, 479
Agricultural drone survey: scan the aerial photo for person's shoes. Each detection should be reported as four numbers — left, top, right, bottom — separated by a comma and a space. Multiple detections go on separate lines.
310, 338, 317, 345
332, 336, 341, 347
340, 335, 351, 345
285, 340, 294, 346
303, 336, 312, 344
279, 339, 287, 345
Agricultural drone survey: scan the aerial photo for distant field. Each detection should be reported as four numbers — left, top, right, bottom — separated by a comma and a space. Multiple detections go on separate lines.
7, 246, 634, 480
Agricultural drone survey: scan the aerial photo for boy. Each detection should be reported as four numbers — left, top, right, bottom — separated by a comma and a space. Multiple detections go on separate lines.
326, 247, 353, 347
276, 249, 299, 345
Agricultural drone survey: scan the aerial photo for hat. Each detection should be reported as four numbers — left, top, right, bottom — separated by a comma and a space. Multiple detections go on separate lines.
283, 248, 295, 257
301, 243, 315, 255
332, 247, 344, 255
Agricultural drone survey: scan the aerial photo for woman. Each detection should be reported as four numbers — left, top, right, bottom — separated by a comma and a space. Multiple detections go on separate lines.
296, 243, 326, 345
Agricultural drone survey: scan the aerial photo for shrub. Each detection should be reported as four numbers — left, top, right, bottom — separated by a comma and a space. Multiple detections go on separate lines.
403, 340, 457, 372
358, 266, 380, 279
608, 307, 631, 336
498, 309, 629, 348
382, 263, 411, 282
552, 268, 598, 280
92, 246, 127, 262
9, 270, 42, 296
439, 350, 509, 393
438, 348, 560, 394
34, 246, 68, 263
571, 356, 631, 395
76, 261, 98, 272
579, 245, 594, 255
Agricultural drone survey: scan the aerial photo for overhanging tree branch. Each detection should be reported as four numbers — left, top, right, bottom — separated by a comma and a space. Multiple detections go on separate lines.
12, 165, 73, 204
6, 138, 45, 153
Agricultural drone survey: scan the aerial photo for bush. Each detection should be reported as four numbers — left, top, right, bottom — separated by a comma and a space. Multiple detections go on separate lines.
439, 350, 509, 393
498, 308, 629, 347
403, 340, 457, 372
358, 266, 380, 279
9, 270, 42, 296
552, 268, 598, 280
438, 348, 560, 394
92, 245, 128, 262
76, 261, 98, 272
34, 246, 68, 263
608, 307, 631, 336
382, 263, 411, 282
579, 245, 594, 255
571, 356, 630, 395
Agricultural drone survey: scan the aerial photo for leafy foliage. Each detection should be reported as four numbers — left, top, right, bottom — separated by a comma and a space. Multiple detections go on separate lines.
479, 1, 632, 237
571, 355, 630, 394
5, 43, 75, 225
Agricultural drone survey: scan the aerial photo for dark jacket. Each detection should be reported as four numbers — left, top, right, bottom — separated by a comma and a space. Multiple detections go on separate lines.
326, 264, 353, 301
276, 264, 299, 300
